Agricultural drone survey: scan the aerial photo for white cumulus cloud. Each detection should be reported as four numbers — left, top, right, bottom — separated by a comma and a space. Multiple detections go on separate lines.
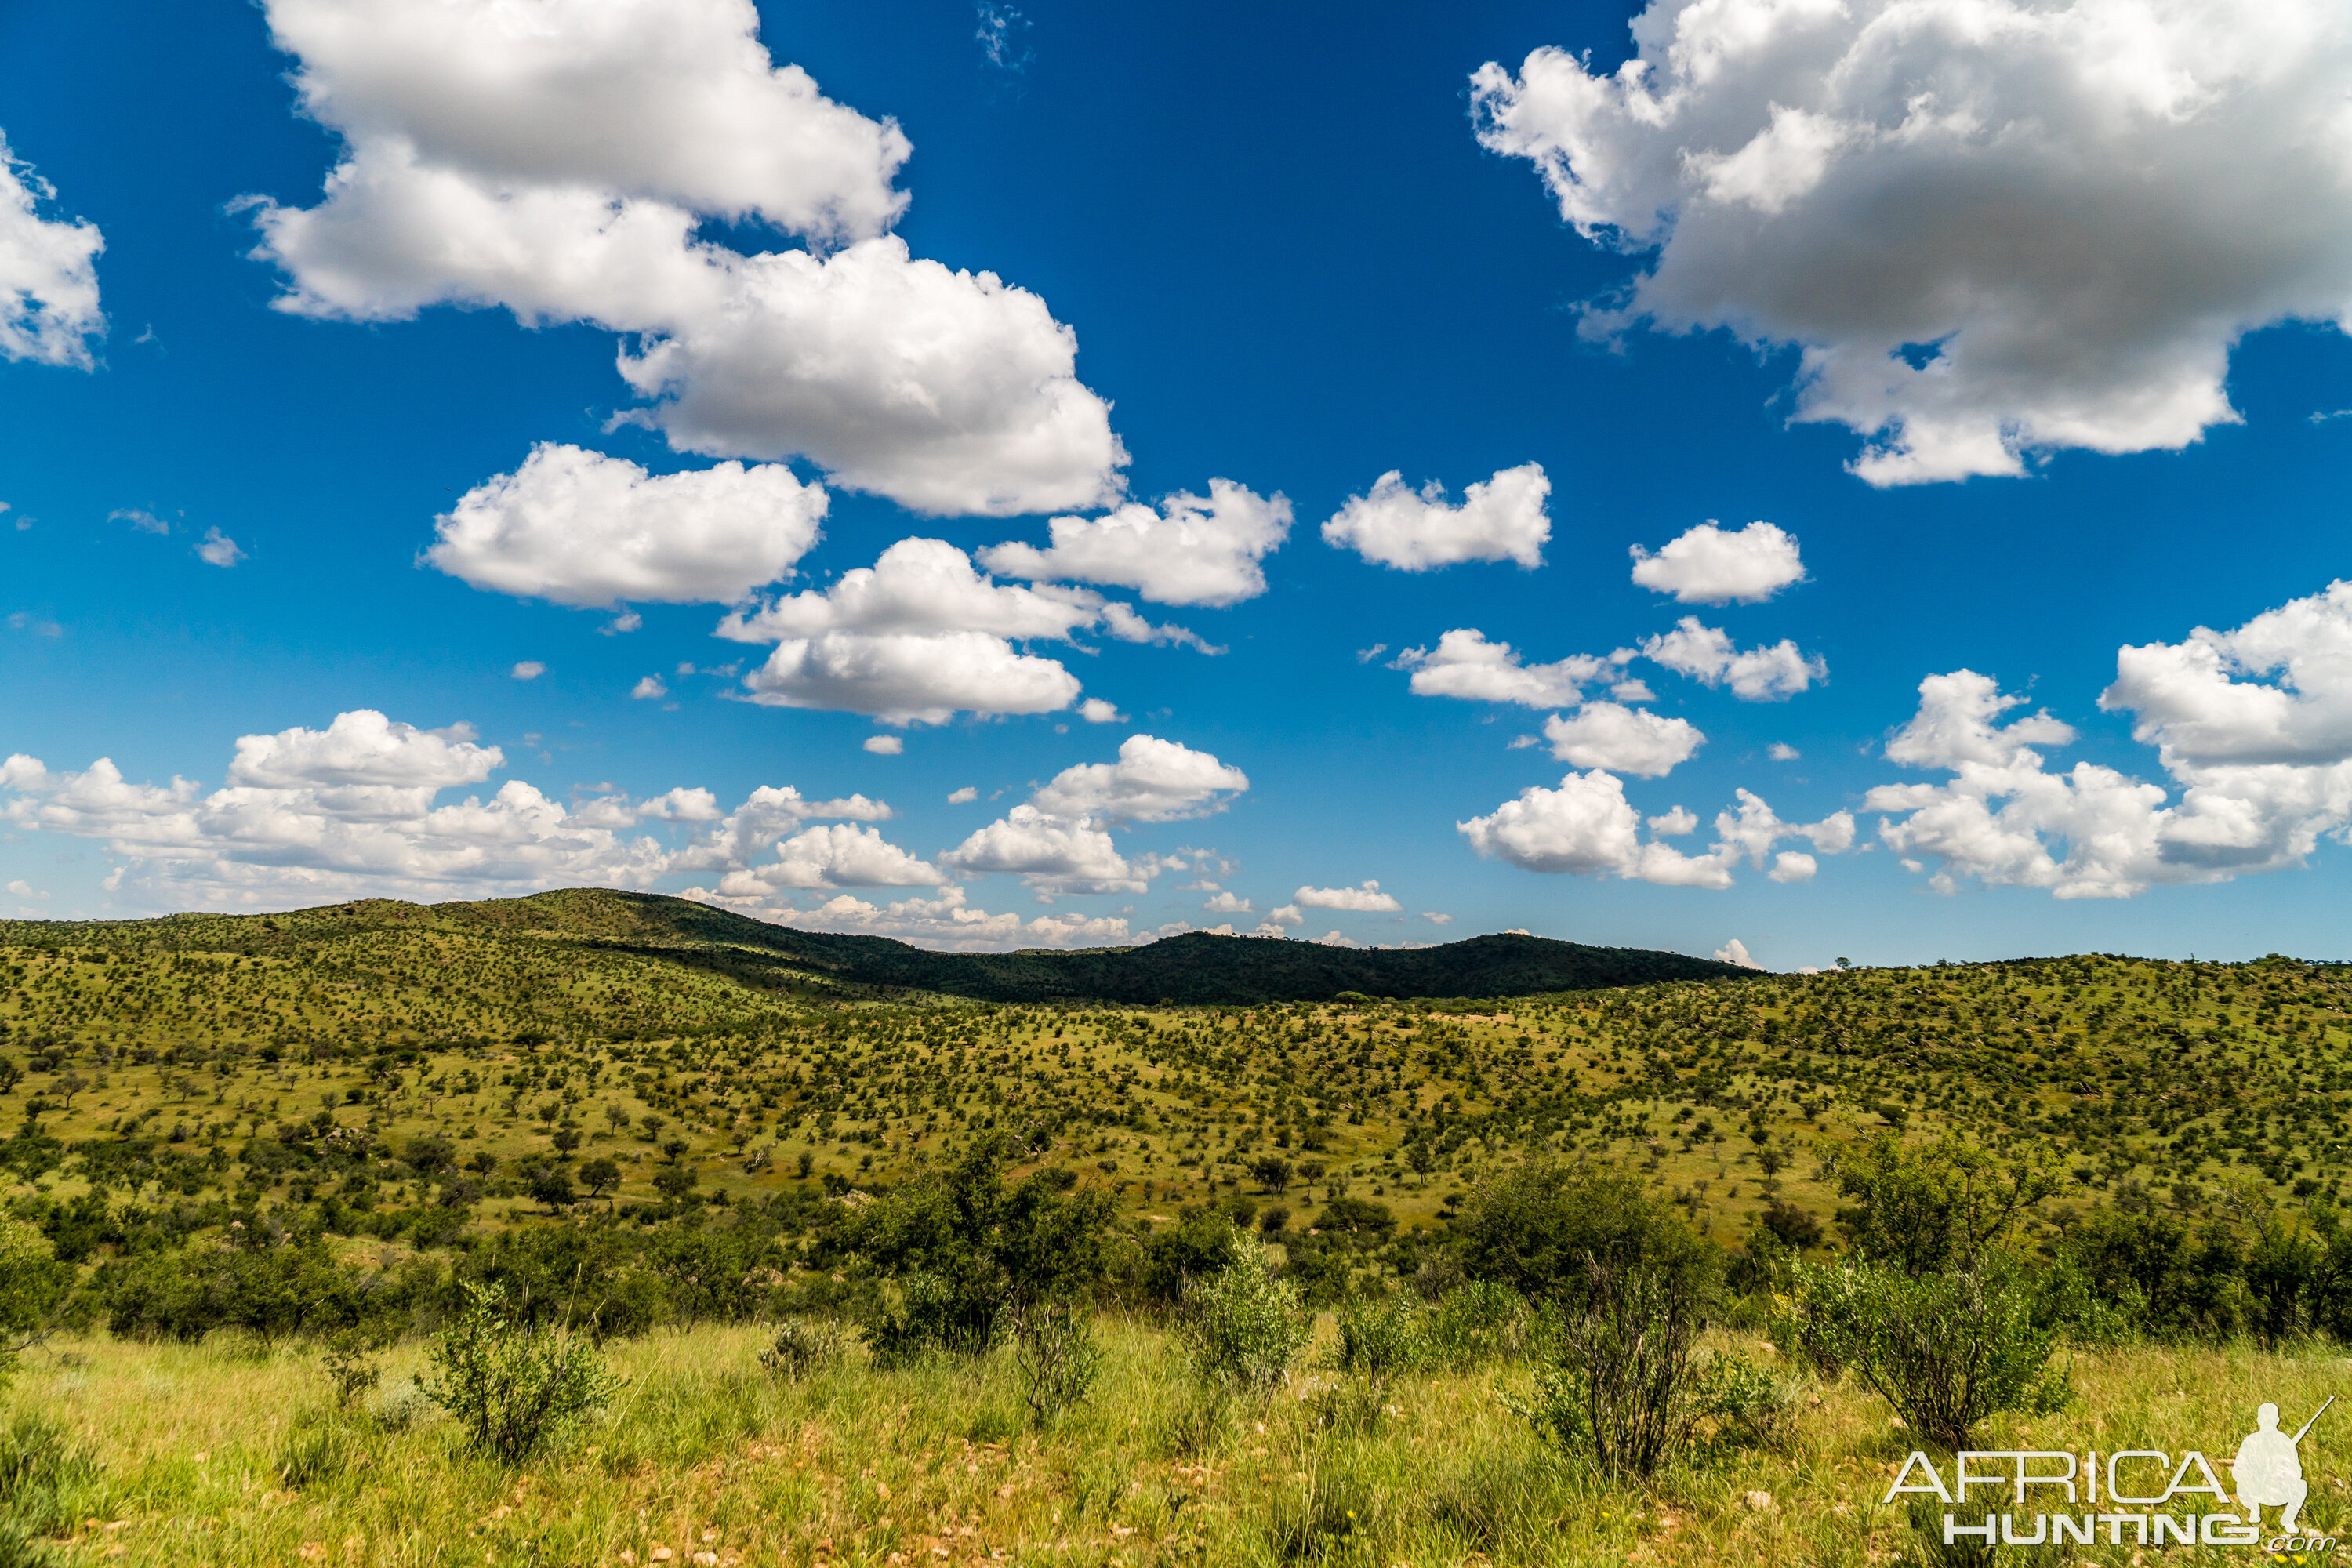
196, 529, 246, 568
685, 883, 1130, 952
717, 821, 941, 895
1641, 619, 1825, 701
1321, 463, 1549, 571
1029, 734, 1249, 824
246, 0, 1123, 516
1460, 771, 1850, 888
1542, 702, 1703, 777
938, 804, 1142, 898
1472, 0, 2352, 485
1713, 938, 1762, 968
0, 709, 895, 909
0, 134, 103, 368
425, 443, 826, 608
1630, 521, 1804, 604
714, 537, 1208, 726
1395, 630, 1620, 709
1292, 880, 1403, 913
1869, 583, 2352, 897
979, 480, 1290, 606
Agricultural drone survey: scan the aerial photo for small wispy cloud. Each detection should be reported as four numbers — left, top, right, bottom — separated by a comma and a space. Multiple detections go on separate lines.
113, 506, 169, 535
195, 527, 245, 567
6, 611, 62, 637
975, 2, 1033, 72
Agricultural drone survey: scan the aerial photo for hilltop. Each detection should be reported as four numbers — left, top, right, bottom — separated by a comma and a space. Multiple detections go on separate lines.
0, 886, 1746, 1011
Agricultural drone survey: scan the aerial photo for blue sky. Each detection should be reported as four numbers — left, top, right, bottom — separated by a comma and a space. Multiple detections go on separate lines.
4, 0, 2351, 967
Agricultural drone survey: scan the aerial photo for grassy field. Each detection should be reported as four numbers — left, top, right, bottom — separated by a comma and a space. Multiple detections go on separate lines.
7, 1316, 2350, 1566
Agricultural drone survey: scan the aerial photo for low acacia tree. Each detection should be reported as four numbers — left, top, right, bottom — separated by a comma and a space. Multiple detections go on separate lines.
422, 1282, 619, 1465
1479, 1167, 1720, 1479
1783, 1134, 2070, 1452
842, 1132, 1115, 1363
0, 1219, 67, 1385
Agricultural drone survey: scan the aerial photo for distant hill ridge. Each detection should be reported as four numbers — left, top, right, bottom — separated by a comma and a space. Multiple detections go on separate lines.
1, 887, 1748, 1004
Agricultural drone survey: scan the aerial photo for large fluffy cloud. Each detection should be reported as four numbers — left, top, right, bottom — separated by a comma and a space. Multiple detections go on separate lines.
1396, 630, 1621, 709
0, 709, 889, 909
1460, 771, 1851, 887
1320, 463, 1550, 572
424, 443, 826, 608
1869, 583, 2352, 896
1293, 880, 1402, 912
248, 0, 1123, 516
1401, 621, 1824, 708
716, 822, 942, 895
1630, 521, 1804, 604
943, 733, 1249, 899
713, 537, 1204, 725
979, 481, 1291, 606
0, 133, 104, 368
1029, 734, 1250, 823
740, 631, 1083, 728
938, 805, 1143, 898
1541, 702, 1703, 776
1472, 0, 2352, 484
1640, 619, 1826, 701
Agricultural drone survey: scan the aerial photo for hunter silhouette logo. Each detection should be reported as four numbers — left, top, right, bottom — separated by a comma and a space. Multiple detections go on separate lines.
2237, 1397, 2330, 1534
1882, 1395, 2340, 1552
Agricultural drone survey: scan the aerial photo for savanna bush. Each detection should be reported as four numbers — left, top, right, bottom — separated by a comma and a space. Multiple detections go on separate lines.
1331, 1291, 1428, 1382
757, 1316, 844, 1380
1425, 1278, 1528, 1370
1783, 1253, 2068, 1453
845, 1134, 1116, 1359
1012, 1302, 1103, 1424
1690, 1348, 1802, 1452
1181, 1254, 1311, 1393
1511, 1258, 1704, 1479
421, 1282, 620, 1464
1453, 1161, 1719, 1315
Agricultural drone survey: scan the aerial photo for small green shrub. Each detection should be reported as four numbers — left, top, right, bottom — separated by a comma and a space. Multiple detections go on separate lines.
368, 1379, 431, 1432
1181, 1255, 1311, 1394
321, 1327, 390, 1408
1509, 1258, 1703, 1479
420, 1283, 620, 1464
1330, 1292, 1428, 1381
1012, 1303, 1102, 1425
1784, 1252, 2069, 1452
1426, 1278, 1528, 1369
1691, 1348, 1801, 1452
757, 1317, 845, 1380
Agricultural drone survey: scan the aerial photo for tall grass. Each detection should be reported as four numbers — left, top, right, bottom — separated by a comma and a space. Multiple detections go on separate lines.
3, 1321, 2348, 1565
